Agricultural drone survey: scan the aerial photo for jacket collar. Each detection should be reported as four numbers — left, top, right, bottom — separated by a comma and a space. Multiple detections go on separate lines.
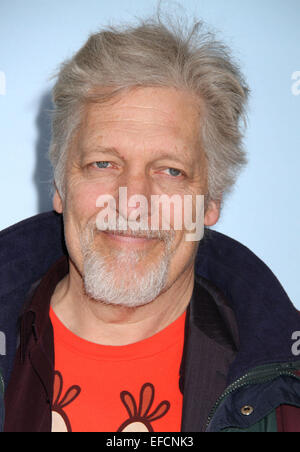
180, 274, 239, 431
20, 257, 69, 406
195, 230, 300, 384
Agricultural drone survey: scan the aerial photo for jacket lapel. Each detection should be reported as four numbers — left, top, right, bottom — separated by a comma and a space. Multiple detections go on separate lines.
180, 276, 239, 432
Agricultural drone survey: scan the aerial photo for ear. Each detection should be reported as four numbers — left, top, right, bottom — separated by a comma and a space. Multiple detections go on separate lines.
53, 188, 63, 214
204, 200, 221, 227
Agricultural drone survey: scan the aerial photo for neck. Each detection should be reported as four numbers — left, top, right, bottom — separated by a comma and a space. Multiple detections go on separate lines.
51, 260, 194, 346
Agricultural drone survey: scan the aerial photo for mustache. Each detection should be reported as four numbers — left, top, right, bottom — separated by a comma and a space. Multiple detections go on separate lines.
82, 219, 176, 244
101, 228, 173, 240
96, 214, 176, 241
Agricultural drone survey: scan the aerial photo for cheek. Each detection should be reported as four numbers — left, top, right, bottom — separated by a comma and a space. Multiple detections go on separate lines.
167, 232, 198, 277
63, 183, 113, 264
66, 182, 112, 222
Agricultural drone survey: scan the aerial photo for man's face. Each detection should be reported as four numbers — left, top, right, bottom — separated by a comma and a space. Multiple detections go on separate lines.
54, 87, 220, 307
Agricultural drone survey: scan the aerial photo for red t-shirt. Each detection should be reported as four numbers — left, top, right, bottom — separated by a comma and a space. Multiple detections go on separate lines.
50, 307, 186, 433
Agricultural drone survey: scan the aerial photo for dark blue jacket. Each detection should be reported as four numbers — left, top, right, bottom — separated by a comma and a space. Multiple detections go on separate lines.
1, 211, 300, 432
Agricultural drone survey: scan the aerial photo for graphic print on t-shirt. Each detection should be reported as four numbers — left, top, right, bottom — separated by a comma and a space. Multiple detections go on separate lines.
51, 371, 81, 432
118, 382, 170, 432
51, 374, 170, 432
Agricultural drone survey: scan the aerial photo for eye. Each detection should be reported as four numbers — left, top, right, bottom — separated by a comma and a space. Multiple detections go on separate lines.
163, 168, 184, 177
93, 161, 112, 169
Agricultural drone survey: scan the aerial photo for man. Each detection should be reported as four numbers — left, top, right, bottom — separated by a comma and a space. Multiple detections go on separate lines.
1, 16, 300, 433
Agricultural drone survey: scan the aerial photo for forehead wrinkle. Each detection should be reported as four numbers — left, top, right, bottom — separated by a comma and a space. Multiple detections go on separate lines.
87, 99, 199, 133
105, 105, 179, 127
81, 121, 191, 153
86, 118, 184, 137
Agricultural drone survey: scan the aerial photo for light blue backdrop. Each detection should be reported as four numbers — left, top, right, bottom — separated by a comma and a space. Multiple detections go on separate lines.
0, 0, 299, 307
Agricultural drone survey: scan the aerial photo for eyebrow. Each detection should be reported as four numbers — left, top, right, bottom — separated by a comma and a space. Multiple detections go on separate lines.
154, 152, 190, 165
83, 146, 122, 158
83, 146, 191, 166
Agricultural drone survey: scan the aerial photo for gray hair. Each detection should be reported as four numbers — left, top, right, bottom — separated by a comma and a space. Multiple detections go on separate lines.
49, 15, 249, 207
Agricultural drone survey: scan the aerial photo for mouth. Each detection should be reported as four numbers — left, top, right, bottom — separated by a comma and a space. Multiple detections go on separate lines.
102, 230, 160, 245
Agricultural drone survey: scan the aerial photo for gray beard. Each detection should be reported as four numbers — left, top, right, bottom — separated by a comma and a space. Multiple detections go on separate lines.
81, 226, 175, 308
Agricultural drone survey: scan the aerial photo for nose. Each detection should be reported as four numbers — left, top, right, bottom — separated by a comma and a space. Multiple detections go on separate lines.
116, 171, 152, 226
